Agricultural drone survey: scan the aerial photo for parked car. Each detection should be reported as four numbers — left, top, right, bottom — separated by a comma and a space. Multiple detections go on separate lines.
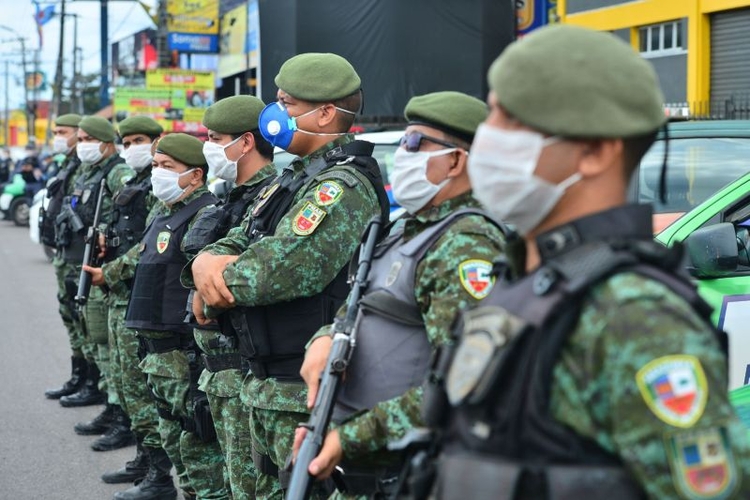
656, 171, 750, 390
631, 120, 750, 233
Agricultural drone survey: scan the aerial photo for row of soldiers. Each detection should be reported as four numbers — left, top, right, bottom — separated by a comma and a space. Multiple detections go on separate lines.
41, 24, 750, 500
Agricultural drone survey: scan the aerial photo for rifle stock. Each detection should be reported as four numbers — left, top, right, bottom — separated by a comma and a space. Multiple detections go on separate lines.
75, 178, 107, 306
286, 216, 382, 500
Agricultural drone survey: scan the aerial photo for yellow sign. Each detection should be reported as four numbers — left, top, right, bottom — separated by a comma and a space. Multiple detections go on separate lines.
167, 0, 219, 35
218, 3, 248, 78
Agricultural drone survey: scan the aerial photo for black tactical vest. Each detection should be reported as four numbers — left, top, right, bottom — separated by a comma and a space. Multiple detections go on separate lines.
125, 192, 216, 335
42, 154, 81, 248
430, 205, 725, 500
61, 155, 121, 262
183, 176, 274, 255
106, 172, 152, 261
223, 140, 390, 381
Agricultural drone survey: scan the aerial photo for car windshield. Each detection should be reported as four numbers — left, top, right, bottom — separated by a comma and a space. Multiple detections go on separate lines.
637, 137, 750, 214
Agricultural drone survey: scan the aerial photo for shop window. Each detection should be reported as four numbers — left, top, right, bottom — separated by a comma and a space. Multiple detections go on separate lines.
638, 21, 685, 57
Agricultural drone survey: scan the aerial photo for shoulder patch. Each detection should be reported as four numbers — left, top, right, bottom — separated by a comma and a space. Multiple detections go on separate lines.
314, 180, 344, 207
636, 355, 708, 428
458, 259, 494, 300
292, 201, 327, 236
665, 427, 738, 499
156, 231, 171, 254
316, 169, 359, 188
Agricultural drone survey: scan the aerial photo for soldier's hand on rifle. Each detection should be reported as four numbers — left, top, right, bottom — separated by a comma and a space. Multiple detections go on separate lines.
96, 232, 107, 259
192, 292, 212, 326
292, 426, 343, 479
192, 253, 238, 308
82, 264, 105, 286
300, 335, 333, 409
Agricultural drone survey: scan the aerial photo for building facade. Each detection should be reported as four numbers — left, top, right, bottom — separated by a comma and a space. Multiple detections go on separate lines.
561, 0, 750, 117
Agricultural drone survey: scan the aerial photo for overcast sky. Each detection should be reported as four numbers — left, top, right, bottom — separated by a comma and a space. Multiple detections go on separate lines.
2, 0, 154, 109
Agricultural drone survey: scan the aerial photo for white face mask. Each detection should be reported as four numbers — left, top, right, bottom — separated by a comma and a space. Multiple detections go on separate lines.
203, 136, 243, 182
468, 124, 582, 236
391, 147, 456, 214
120, 143, 154, 172
76, 141, 104, 164
151, 167, 196, 204
53, 137, 71, 154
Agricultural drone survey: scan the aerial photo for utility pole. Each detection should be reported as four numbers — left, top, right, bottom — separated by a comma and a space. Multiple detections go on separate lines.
3, 60, 8, 147
100, 0, 109, 108
0, 26, 32, 146
156, 0, 170, 68
51, 0, 67, 133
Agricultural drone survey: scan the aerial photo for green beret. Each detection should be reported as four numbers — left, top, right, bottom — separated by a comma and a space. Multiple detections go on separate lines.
275, 53, 361, 102
404, 91, 488, 143
55, 113, 81, 128
489, 24, 666, 138
203, 95, 265, 134
155, 133, 206, 168
79, 116, 116, 143
118, 116, 164, 138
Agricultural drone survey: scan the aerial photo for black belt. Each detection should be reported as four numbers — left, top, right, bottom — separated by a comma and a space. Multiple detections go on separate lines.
139, 335, 194, 354
202, 353, 249, 373
249, 357, 304, 381
336, 467, 401, 497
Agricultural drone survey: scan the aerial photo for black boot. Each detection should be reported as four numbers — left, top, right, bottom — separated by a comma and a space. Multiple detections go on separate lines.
74, 403, 116, 435
59, 361, 106, 407
91, 405, 136, 451
45, 356, 87, 399
113, 447, 177, 500
102, 438, 149, 484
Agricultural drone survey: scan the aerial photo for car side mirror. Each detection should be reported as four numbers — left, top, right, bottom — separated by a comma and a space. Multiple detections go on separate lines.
684, 223, 739, 279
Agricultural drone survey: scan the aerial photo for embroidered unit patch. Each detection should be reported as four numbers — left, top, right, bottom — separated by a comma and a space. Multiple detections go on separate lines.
292, 201, 327, 236
458, 259, 494, 300
666, 427, 737, 499
636, 355, 708, 428
314, 181, 344, 206
156, 231, 171, 254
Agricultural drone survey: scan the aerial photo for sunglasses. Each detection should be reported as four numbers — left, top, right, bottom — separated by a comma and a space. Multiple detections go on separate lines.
399, 132, 459, 153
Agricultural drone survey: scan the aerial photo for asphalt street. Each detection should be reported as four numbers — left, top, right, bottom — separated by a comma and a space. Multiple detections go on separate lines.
0, 221, 185, 499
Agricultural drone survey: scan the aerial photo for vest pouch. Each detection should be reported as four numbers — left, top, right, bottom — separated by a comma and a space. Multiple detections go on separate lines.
183, 206, 230, 254
546, 465, 645, 500
436, 451, 523, 500
445, 305, 530, 407
227, 309, 268, 362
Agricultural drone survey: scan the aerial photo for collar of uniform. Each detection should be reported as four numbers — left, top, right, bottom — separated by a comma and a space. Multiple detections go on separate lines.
288, 133, 355, 175
403, 191, 480, 241
536, 203, 654, 262
134, 166, 152, 184
239, 163, 277, 188
166, 185, 209, 215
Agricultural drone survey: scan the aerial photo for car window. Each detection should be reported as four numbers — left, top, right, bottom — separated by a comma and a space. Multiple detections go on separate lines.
637, 137, 750, 214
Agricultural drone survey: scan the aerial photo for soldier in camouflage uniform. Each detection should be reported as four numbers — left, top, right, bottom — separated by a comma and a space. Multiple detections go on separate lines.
425, 25, 750, 499
294, 91, 507, 498
183, 95, 277, 500
82, 116, 166, 484
184, 53, 389, 499
122, 133, 226, 500
59, 116, 134, 409
44, 113, 86, 401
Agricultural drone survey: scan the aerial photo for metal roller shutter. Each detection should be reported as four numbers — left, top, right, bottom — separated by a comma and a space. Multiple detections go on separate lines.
711, 8, 750, 105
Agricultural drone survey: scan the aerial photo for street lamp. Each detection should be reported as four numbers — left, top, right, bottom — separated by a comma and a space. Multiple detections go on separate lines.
0, 25, 34, 146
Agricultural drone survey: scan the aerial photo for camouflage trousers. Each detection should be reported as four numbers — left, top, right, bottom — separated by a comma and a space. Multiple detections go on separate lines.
200, 368, 256, 500
52, 258, 85, 356
141, 348, 229, 500
83, 286, 111, 398
108, 302, 161, 449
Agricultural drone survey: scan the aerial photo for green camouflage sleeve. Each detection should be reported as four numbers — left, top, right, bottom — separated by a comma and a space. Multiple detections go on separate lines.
220, 166, 379, 307
337, 217, 506, 458
99, 163, 135, 227
551, 272, 750, 499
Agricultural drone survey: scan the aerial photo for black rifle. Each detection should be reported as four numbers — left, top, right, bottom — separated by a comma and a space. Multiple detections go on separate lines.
285, 216, 382, 500
75, 178, 107, 306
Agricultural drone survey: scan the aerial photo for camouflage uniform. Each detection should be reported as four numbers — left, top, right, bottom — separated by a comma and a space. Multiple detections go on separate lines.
321, 194, 505, 486
191, 163, 277, 500
137, 186, 228, 500
189, 135, 382, 499
101, 168, 160, 448
65, 157, 134, 395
